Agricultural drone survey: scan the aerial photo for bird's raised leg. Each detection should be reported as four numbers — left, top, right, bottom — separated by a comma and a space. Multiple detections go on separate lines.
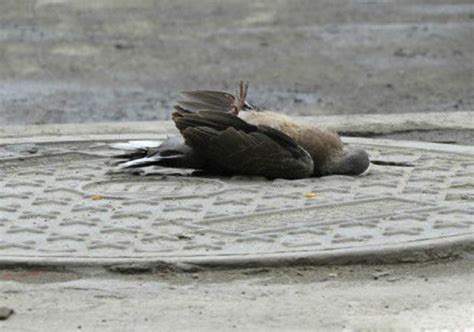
230, 81, 249, 115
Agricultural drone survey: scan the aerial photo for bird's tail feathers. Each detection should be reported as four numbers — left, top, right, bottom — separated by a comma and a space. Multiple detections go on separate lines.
117, 154, 181, 169
109, 139, 198, 170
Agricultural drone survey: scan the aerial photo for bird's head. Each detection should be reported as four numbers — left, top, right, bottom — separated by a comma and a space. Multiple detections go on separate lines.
322, 148, 370, 176
339, 148, 370, 176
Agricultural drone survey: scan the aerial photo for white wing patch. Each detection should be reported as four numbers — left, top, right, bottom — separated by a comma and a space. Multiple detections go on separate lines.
110, 140, 163, 151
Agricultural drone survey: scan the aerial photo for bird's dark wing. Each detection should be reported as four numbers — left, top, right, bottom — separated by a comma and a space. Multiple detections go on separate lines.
178, 91, 236, 112
178, 89, 258, 112
173, 110, 314, 179
173, 108, 257, 134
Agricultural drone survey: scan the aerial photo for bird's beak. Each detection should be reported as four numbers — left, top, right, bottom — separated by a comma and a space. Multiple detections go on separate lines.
358, 162, 371, 176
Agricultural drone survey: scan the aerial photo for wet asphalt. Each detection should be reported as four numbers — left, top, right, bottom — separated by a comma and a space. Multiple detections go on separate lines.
0, 0, 472, 125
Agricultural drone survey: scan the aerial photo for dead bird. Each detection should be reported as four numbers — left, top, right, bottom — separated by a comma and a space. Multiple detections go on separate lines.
112, 82, 370, 179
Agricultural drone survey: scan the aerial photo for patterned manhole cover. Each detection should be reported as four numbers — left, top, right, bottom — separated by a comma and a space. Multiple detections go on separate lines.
0, 135, 472, 267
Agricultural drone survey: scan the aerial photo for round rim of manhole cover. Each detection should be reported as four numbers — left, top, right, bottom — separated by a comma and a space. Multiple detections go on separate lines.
0, 134, 473, 268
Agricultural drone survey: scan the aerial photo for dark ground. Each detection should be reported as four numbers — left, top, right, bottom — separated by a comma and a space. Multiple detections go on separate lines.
0, 0, 473, 125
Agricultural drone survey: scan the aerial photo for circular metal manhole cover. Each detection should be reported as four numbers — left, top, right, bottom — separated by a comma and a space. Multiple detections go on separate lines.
0, 136, 472, 267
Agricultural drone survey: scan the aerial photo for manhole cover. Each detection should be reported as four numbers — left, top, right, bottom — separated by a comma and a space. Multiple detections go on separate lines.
0, 135, 472, 267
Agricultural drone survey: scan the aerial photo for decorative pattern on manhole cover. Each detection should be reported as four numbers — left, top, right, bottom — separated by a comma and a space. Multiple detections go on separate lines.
0, 137, 472, 266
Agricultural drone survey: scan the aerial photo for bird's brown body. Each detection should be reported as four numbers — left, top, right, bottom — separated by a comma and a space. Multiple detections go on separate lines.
113, 83, 370, 179
240, 111, 344, 176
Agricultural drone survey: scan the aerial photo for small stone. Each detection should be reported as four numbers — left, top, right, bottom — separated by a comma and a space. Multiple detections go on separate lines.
0, 307, 14, 320
115, 43, 134, 50
241, 268, 270, 275
26, 147, 39, 154
176, 234, 192, 240
387, 276, 402, 283
372, 271, 391, 280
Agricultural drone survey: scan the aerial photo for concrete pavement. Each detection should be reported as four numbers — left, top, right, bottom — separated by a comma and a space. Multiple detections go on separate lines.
0, 259, 473, 331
